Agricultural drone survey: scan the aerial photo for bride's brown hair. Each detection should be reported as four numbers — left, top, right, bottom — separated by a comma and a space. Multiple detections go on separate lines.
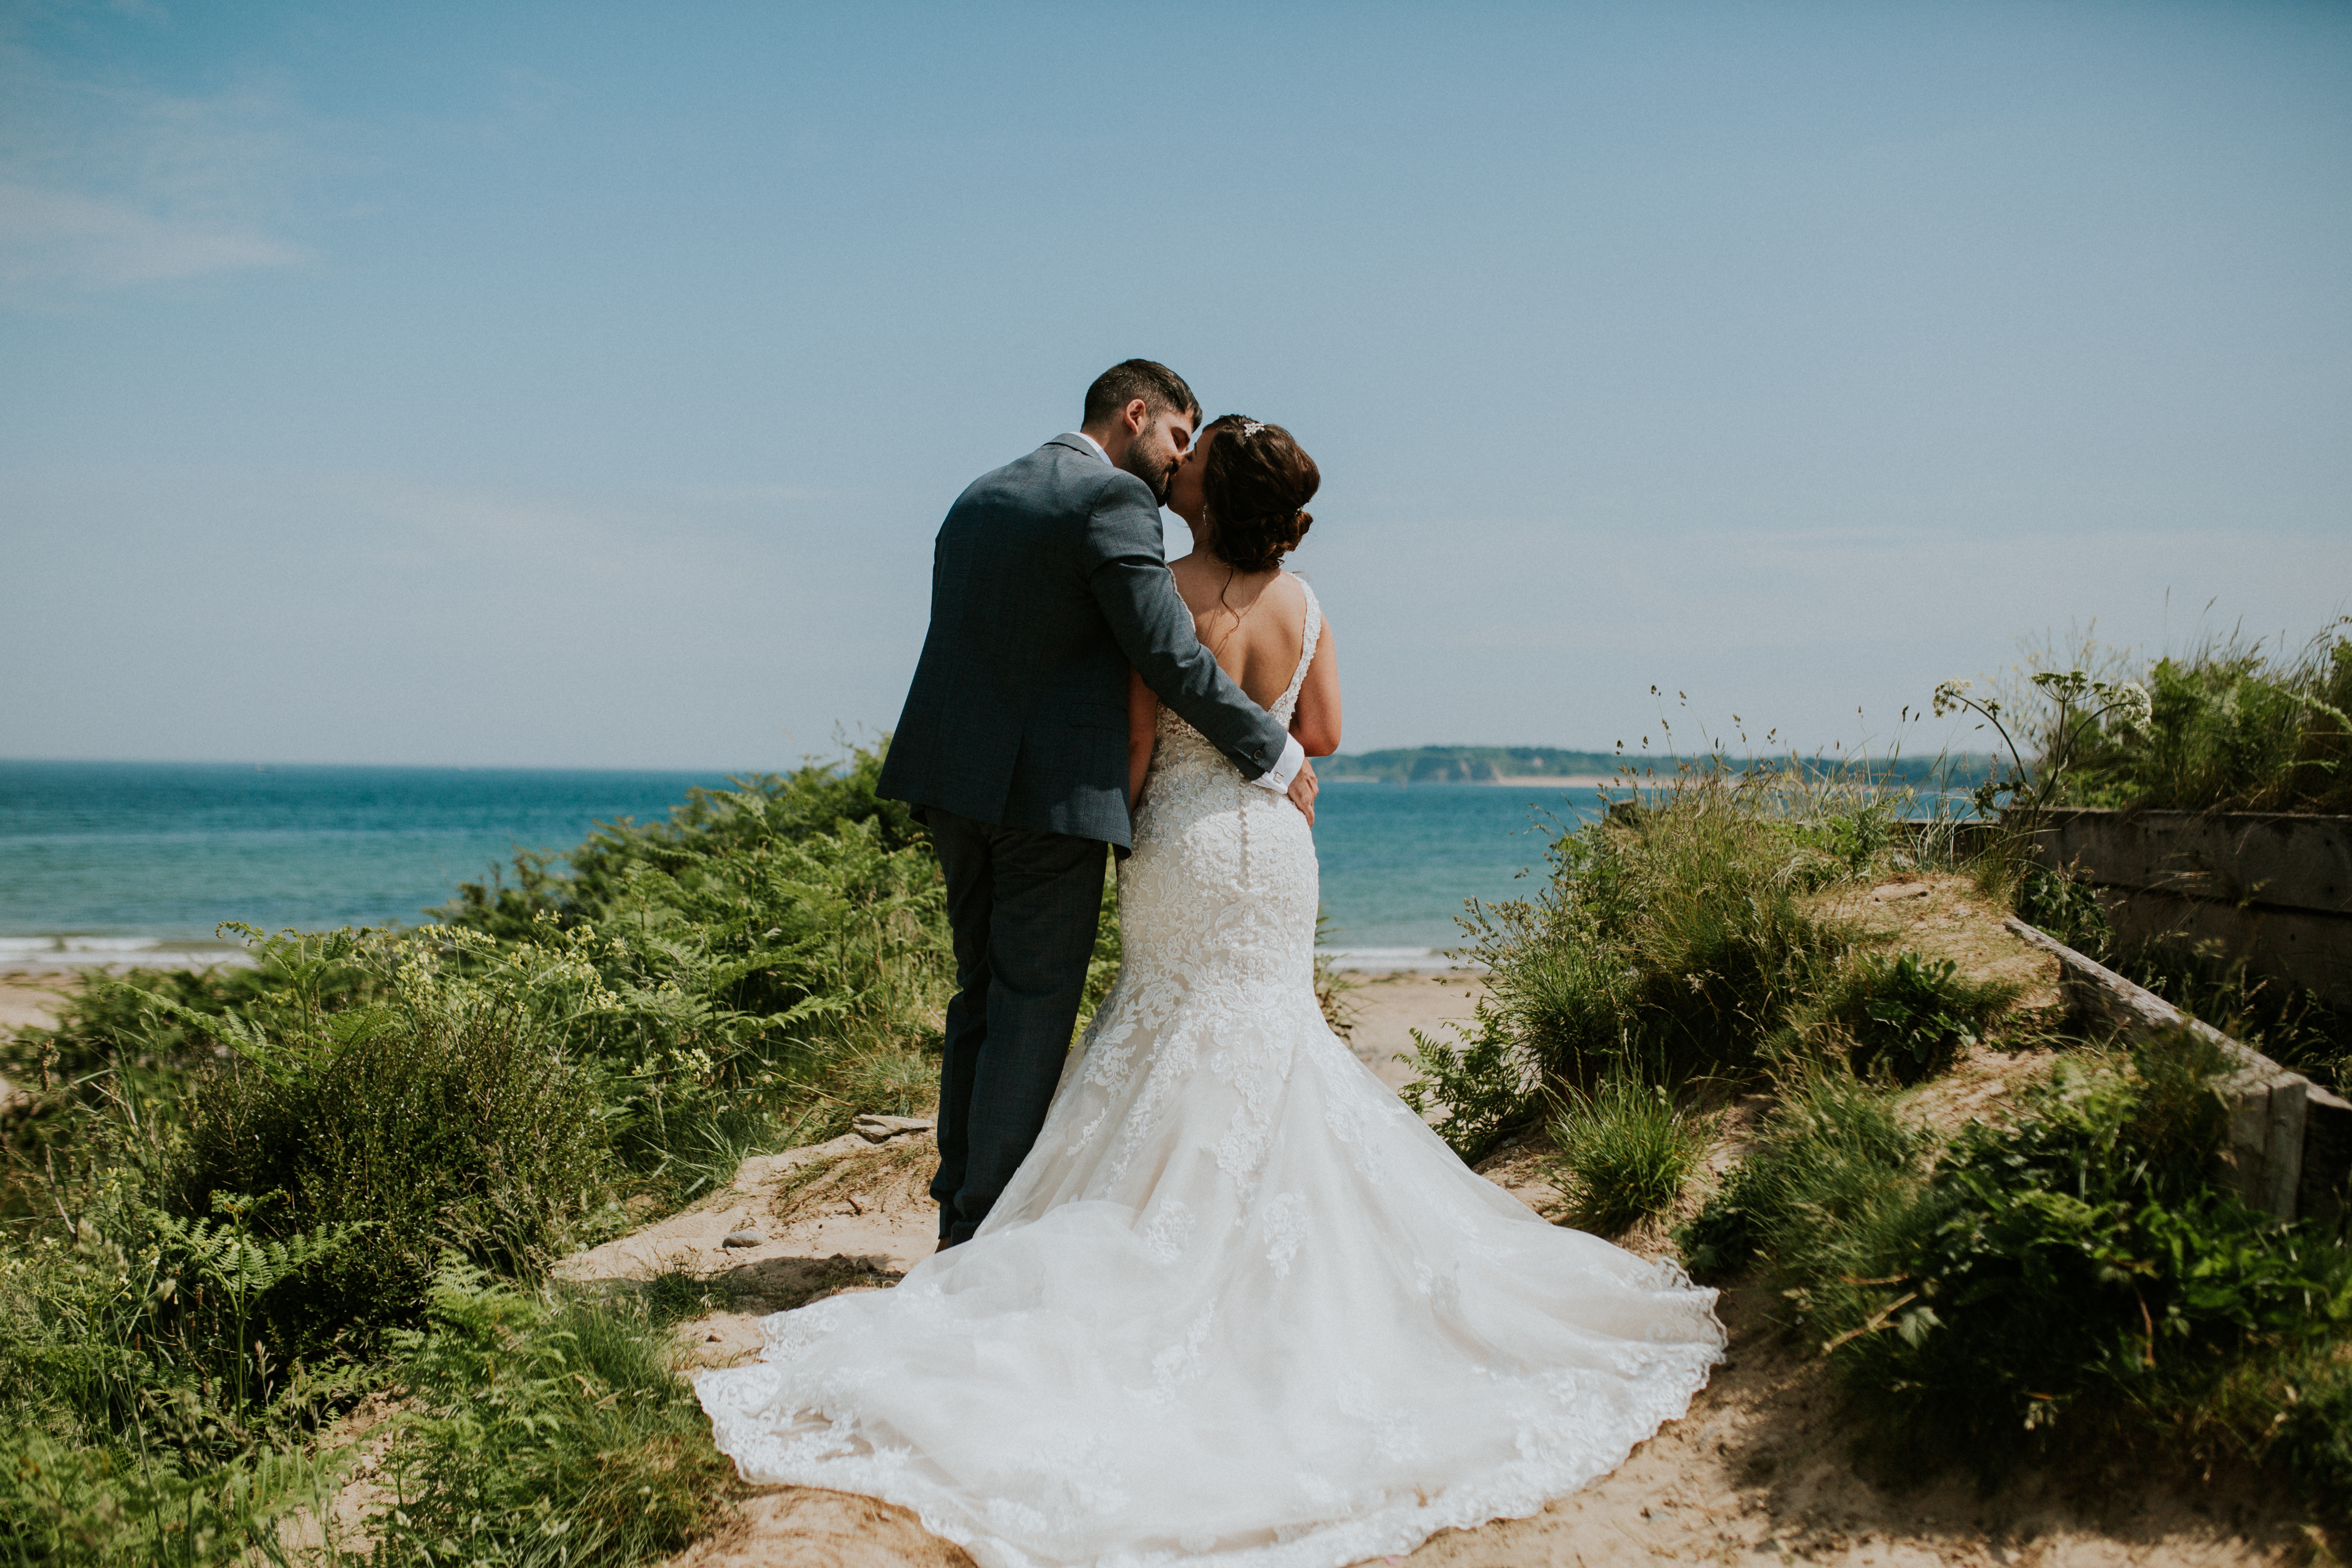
1199, 416, 1320, 574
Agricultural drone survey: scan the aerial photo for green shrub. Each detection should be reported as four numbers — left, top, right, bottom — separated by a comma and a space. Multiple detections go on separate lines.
1681, 1041, 2352, 1501
560, 812, 952, 1186
0, 1172, 366, 1566
373, 1262, 733, 1568
1674, 1069, 1929, 1283
2009, 857, 2113, 960
1400, 1019, 1548, 1168
1798, 950, 2019, 1082
1410, 766, 1924, 1159
165, 936, 620, 1340
1, 952, 381, 1221
1543, 1074, 1712, 1234
2079, 628, 2351, 813
1831, 1046, 2348, 1471
1974, 622, 2352, 815
434, 743, 925, 942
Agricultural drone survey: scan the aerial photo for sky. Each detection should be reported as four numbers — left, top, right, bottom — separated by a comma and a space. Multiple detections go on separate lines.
3, 0, 2347, 770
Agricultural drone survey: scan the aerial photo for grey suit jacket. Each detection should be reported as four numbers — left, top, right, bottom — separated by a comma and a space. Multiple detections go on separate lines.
877, 435, 1293, 849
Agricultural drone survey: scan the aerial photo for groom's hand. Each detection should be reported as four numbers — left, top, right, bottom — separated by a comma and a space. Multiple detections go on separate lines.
1286, 758, 1318, 825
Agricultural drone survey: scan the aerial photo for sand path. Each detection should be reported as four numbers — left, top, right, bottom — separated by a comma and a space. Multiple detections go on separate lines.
580, 972, 2306, 1568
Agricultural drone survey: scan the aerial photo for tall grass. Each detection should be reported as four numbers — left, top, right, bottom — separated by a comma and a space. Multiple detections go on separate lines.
2066, 621, 2352, 813
1403, 764, 1973, 1159
370, 1263, 735, 1568
1679, 1042, 2352, 1503
1953, 619, 2352, 815
1543, 1073, 1713, 1235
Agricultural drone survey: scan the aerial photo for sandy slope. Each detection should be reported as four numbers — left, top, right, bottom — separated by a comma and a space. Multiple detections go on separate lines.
646, 1158, 2308, 1568
607, 970, 2311, 1568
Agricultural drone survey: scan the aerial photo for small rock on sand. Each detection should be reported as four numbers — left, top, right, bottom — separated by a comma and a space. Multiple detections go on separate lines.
852, 1114, 935, 1143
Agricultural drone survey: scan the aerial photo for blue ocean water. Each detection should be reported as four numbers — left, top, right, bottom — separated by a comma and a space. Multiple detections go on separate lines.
1311, 780, 1601, 954
0, 762, 733, 963
0, 761, 1598, 967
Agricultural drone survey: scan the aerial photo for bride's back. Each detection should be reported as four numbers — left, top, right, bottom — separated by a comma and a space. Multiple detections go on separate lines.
1167, 558, 1308, 710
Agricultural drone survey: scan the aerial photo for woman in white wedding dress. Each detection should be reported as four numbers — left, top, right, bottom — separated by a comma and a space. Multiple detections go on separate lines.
696, 417, 1725, 1568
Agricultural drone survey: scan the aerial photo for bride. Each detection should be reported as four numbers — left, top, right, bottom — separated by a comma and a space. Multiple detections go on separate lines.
696, 416, 1725, 1568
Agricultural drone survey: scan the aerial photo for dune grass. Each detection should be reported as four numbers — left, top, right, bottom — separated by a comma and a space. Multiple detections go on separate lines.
0, 744, 957, 1564
1679, 1042, 2352, 1501
1542, 1072, 1713, 1235
1402, 762, 1986, 1160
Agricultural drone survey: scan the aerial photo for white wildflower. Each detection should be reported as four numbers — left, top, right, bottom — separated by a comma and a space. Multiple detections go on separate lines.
2104, 680, 2152, 730
2031, 668, 2091, 702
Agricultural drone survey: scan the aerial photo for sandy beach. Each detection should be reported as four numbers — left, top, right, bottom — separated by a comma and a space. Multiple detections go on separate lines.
546, 966, 2299, 1568
0, 974, 72, 1035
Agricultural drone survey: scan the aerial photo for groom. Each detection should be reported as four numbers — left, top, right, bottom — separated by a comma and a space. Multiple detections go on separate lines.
879, 359, 1317, 1247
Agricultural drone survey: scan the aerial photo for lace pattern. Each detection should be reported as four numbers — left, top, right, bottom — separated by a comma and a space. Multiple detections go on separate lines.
697, 575, 1725, 1568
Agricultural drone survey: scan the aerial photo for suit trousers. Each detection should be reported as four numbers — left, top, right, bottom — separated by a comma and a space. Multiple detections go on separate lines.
921, 807, 1108, 1244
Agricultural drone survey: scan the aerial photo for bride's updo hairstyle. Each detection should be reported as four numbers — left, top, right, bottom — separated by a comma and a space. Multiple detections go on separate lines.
1199, 416, 1320, 574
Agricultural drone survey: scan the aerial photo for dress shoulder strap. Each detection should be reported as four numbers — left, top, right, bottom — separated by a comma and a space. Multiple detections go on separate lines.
1272, 577, 1322, 721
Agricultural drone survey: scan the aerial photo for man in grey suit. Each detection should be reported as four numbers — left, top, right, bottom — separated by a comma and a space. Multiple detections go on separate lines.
879, 359, 1318, 1247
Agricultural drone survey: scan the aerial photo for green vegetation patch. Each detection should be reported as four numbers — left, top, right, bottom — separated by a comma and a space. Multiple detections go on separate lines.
1681, 1042, 2352, 1503
0, 743, 960, 1564
371, 1263, 735, 1568
1936, 618, 2351, 816
1403, 766, 1967, 1159
1543, 1073, 1714, 1235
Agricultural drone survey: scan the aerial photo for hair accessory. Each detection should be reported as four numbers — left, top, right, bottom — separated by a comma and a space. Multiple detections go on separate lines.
1237, 419, 1267, 438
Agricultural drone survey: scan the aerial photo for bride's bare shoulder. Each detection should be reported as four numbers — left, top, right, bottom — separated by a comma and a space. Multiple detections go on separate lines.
1273, 572, 1331, 639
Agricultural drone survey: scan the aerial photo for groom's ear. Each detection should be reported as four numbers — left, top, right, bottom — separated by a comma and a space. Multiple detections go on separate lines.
1120, 397, 1152, 436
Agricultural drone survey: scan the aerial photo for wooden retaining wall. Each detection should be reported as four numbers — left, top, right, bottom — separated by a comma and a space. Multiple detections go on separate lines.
2009, 807, 2352, 1009
2007, 917, 2350, 1226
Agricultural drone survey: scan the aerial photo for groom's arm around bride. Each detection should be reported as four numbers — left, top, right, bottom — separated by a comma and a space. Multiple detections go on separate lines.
877, 359, 1310, 1246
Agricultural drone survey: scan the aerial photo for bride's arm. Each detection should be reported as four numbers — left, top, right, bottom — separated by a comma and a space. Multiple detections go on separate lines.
1127, 666, 1160, 805
1290, 621, 1342, 756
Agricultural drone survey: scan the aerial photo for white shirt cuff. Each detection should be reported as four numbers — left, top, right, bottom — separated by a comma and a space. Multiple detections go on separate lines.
1248, 735, 1307, 793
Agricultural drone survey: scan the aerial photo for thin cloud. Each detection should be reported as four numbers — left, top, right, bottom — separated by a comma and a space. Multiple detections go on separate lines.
0, 38, 312, 299
0, 179, 304, 288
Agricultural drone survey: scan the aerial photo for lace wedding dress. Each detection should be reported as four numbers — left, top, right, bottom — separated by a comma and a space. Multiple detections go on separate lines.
697, 578, 1725, 1567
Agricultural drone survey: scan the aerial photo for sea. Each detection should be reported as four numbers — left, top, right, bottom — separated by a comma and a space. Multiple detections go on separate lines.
0, 761, 1607, 973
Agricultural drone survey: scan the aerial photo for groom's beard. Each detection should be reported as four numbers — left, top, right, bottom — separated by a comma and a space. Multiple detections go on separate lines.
1116, 424, 1178, 503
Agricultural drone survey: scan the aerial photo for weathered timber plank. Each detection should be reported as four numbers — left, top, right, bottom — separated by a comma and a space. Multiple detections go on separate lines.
2005, 916, 2349, 1225
2008, 807, 2352, 1008
2015, 807, 2351, 916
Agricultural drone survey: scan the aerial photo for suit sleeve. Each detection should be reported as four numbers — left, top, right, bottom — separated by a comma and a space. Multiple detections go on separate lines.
1080, 479, 1293, 781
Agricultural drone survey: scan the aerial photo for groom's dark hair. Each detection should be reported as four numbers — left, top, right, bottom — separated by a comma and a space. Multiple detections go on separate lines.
1083, 359, 1200, 430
